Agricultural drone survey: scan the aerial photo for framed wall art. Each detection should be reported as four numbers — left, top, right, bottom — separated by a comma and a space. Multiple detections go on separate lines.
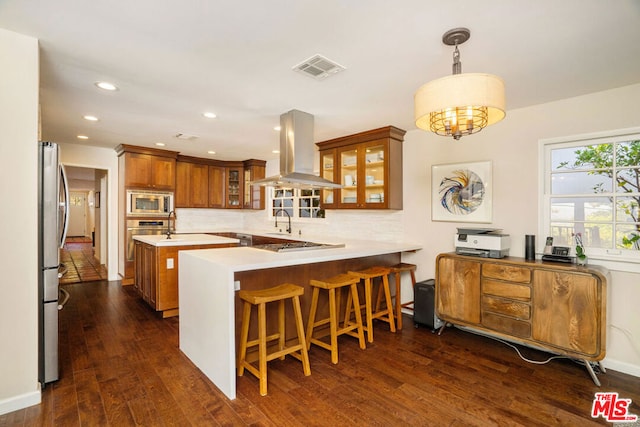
431, 161, 492, 223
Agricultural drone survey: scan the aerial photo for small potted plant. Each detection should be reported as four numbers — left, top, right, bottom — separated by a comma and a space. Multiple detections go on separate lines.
573, 232, 587, 266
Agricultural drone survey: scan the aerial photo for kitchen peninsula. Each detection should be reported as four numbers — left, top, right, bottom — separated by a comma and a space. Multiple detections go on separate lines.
133, 234, 239, 317
178, 237, 421, 399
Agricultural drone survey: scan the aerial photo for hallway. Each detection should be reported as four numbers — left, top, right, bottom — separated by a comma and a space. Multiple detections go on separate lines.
59, 237, 108, 284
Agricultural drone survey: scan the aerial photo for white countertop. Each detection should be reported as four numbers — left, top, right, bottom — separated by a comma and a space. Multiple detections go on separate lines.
180, 238, 421, 272
133, 233, 239, 247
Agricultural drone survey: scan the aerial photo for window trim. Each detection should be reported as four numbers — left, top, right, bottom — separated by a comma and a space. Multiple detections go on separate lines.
267, 187, 325, 223
538, 126, 640, 273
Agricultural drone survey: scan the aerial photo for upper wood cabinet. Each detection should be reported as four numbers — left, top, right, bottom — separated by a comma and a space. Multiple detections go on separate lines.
243, 159, 266, 210
208, 166, 226, 209
175, 157, 265, 210
316, 126, 405, 209
208, 163, 244, 209
176, 157, 209, 208
225, 164, 243, 208
116, 145, 178, 191
436, 253, 608, 371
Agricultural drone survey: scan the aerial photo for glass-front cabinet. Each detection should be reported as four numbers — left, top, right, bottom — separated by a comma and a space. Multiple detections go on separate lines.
317, 126, 405, 209
320, 151, 336, 207
226, 167, 242, 208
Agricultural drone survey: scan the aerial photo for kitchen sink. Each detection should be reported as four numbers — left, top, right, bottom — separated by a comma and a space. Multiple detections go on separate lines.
252, 241, 345, 253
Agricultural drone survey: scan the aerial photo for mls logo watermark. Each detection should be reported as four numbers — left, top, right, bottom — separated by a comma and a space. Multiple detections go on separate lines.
592, 392, 638, 423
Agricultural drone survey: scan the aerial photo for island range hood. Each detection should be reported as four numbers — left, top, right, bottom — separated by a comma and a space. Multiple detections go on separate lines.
251, 109, 342, 189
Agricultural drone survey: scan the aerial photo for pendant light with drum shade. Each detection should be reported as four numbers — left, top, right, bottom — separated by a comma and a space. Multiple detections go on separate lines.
414, 28, 506, 140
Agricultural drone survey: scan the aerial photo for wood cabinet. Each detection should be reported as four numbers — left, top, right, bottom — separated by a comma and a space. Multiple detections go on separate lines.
316, 126, 405, 209
176, 158, 209, 208
117, 145, 178, 191
436, 253, 608, 383
208, 164, 243, 208
243, 159, 266, 210
175, 157, 265, 209
225, 165, 243, 208
134, 240, 237, 317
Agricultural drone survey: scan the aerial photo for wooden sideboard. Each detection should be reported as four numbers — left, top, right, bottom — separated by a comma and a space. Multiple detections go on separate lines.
435, 253, 608, 385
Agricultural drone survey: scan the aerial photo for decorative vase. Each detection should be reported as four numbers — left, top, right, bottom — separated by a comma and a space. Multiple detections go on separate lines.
577, 255, 588, 266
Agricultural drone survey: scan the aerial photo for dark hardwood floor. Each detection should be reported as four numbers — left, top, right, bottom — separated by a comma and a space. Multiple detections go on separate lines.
2, 280, 638, 426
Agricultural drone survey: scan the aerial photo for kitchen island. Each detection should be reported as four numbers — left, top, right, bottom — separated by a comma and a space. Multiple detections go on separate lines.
178, 237, 421, 399
133, 234, 239, 317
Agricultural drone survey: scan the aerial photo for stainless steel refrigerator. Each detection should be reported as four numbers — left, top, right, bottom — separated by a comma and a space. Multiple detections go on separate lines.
38, 141, 69, 385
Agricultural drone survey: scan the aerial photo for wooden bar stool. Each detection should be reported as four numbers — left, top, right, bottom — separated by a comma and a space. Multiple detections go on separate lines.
389, 263, 417, 330
347, 266, 396, 343
237, 283, 311, 396
306, 273, 366, 364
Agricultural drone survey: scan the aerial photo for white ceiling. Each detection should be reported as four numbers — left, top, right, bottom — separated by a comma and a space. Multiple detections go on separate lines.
2, 0, 640, 162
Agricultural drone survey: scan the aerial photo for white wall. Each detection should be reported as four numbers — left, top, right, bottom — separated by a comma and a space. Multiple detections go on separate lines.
59, 143, 119, 281
402, 83, 640, 376
0, 28, 41, 414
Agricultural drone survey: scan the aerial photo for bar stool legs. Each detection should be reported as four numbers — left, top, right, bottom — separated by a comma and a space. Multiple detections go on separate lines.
237, 283, 311, 396
306, 273, 366, 364
390, 263, 417, 330
348, 266, 395, 343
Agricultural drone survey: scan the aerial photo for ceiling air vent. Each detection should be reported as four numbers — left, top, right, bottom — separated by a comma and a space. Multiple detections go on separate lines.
174, 133, 199, 141
293, 54, 346, 80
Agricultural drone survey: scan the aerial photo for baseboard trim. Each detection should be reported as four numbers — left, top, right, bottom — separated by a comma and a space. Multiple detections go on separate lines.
602, 358, 640, 378
0, 390, 41, 416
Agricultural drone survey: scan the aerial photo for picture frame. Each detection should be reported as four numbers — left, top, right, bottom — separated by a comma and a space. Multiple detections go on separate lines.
95, 192, 100, 208
431, 161, 492, 223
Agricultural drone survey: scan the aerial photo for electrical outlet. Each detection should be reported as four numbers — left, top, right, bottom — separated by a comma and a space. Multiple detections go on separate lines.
167, 258, 174, 269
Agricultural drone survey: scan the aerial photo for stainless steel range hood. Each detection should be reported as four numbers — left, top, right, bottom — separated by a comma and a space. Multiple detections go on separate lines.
251, 109, 342, 189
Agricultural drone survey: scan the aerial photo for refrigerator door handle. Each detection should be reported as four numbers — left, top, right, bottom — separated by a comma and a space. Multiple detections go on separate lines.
58, 288, 70, 310
59, 164, 70, 249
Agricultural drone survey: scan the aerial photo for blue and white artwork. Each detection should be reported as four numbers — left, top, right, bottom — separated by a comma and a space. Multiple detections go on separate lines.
432, 161, 492, 223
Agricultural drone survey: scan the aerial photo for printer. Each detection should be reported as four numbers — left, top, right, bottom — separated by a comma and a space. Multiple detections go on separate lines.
454, 228, 510, 258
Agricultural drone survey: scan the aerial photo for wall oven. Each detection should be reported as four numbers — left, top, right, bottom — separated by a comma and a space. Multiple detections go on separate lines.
127, 190, 173, 216
126, 219, 168, 261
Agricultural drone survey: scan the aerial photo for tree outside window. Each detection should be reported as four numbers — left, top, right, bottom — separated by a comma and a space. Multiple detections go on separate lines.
548, 138, 640, 253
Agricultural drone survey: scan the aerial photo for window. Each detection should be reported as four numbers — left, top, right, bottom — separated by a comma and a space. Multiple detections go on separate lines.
270, 188, 324, 220
541, 128, 640, 265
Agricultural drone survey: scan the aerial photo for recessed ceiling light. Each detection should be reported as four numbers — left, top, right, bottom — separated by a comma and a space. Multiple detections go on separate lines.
77, 135, 89, 140
203, 112, 217, 119
83, 115, 99, 121
274, 126, 281, 131
207, 150, 216, 155
95, 81, 118, 91
272, 150, 280, 154
155, 142, 166, 147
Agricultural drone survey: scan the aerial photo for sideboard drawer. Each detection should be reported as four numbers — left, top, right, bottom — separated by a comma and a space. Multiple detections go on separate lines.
482, 295, 531, 320
482, 263, 531, 283
482, 312, 531, 338
482, 279, 531, 301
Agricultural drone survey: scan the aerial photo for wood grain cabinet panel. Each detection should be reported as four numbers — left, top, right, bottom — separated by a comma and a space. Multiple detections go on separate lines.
436, 255, 481, 324
532, 270, 602, 357
176, 161, 209, 208
436, 253, 608, 366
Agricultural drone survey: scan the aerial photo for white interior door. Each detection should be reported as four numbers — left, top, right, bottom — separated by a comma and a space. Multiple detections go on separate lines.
68, 191, 87, 237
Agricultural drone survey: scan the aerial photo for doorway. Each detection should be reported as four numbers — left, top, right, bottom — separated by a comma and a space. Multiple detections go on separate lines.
68, 191, 87, 237
61, 166, 109, 284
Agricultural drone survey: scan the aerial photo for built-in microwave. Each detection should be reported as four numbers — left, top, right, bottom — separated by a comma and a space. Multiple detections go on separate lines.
126, 190, 173, 216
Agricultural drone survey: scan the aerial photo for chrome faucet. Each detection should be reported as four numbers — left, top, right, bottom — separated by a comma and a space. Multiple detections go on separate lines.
274, 209, 292, 234
166, 210, 177, 239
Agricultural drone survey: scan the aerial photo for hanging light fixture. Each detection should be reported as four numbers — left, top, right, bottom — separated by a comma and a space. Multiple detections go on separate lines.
414, 28, 505, 140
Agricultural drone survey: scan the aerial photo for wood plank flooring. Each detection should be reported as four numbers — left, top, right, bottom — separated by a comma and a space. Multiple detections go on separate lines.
2, 280, 638, 426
